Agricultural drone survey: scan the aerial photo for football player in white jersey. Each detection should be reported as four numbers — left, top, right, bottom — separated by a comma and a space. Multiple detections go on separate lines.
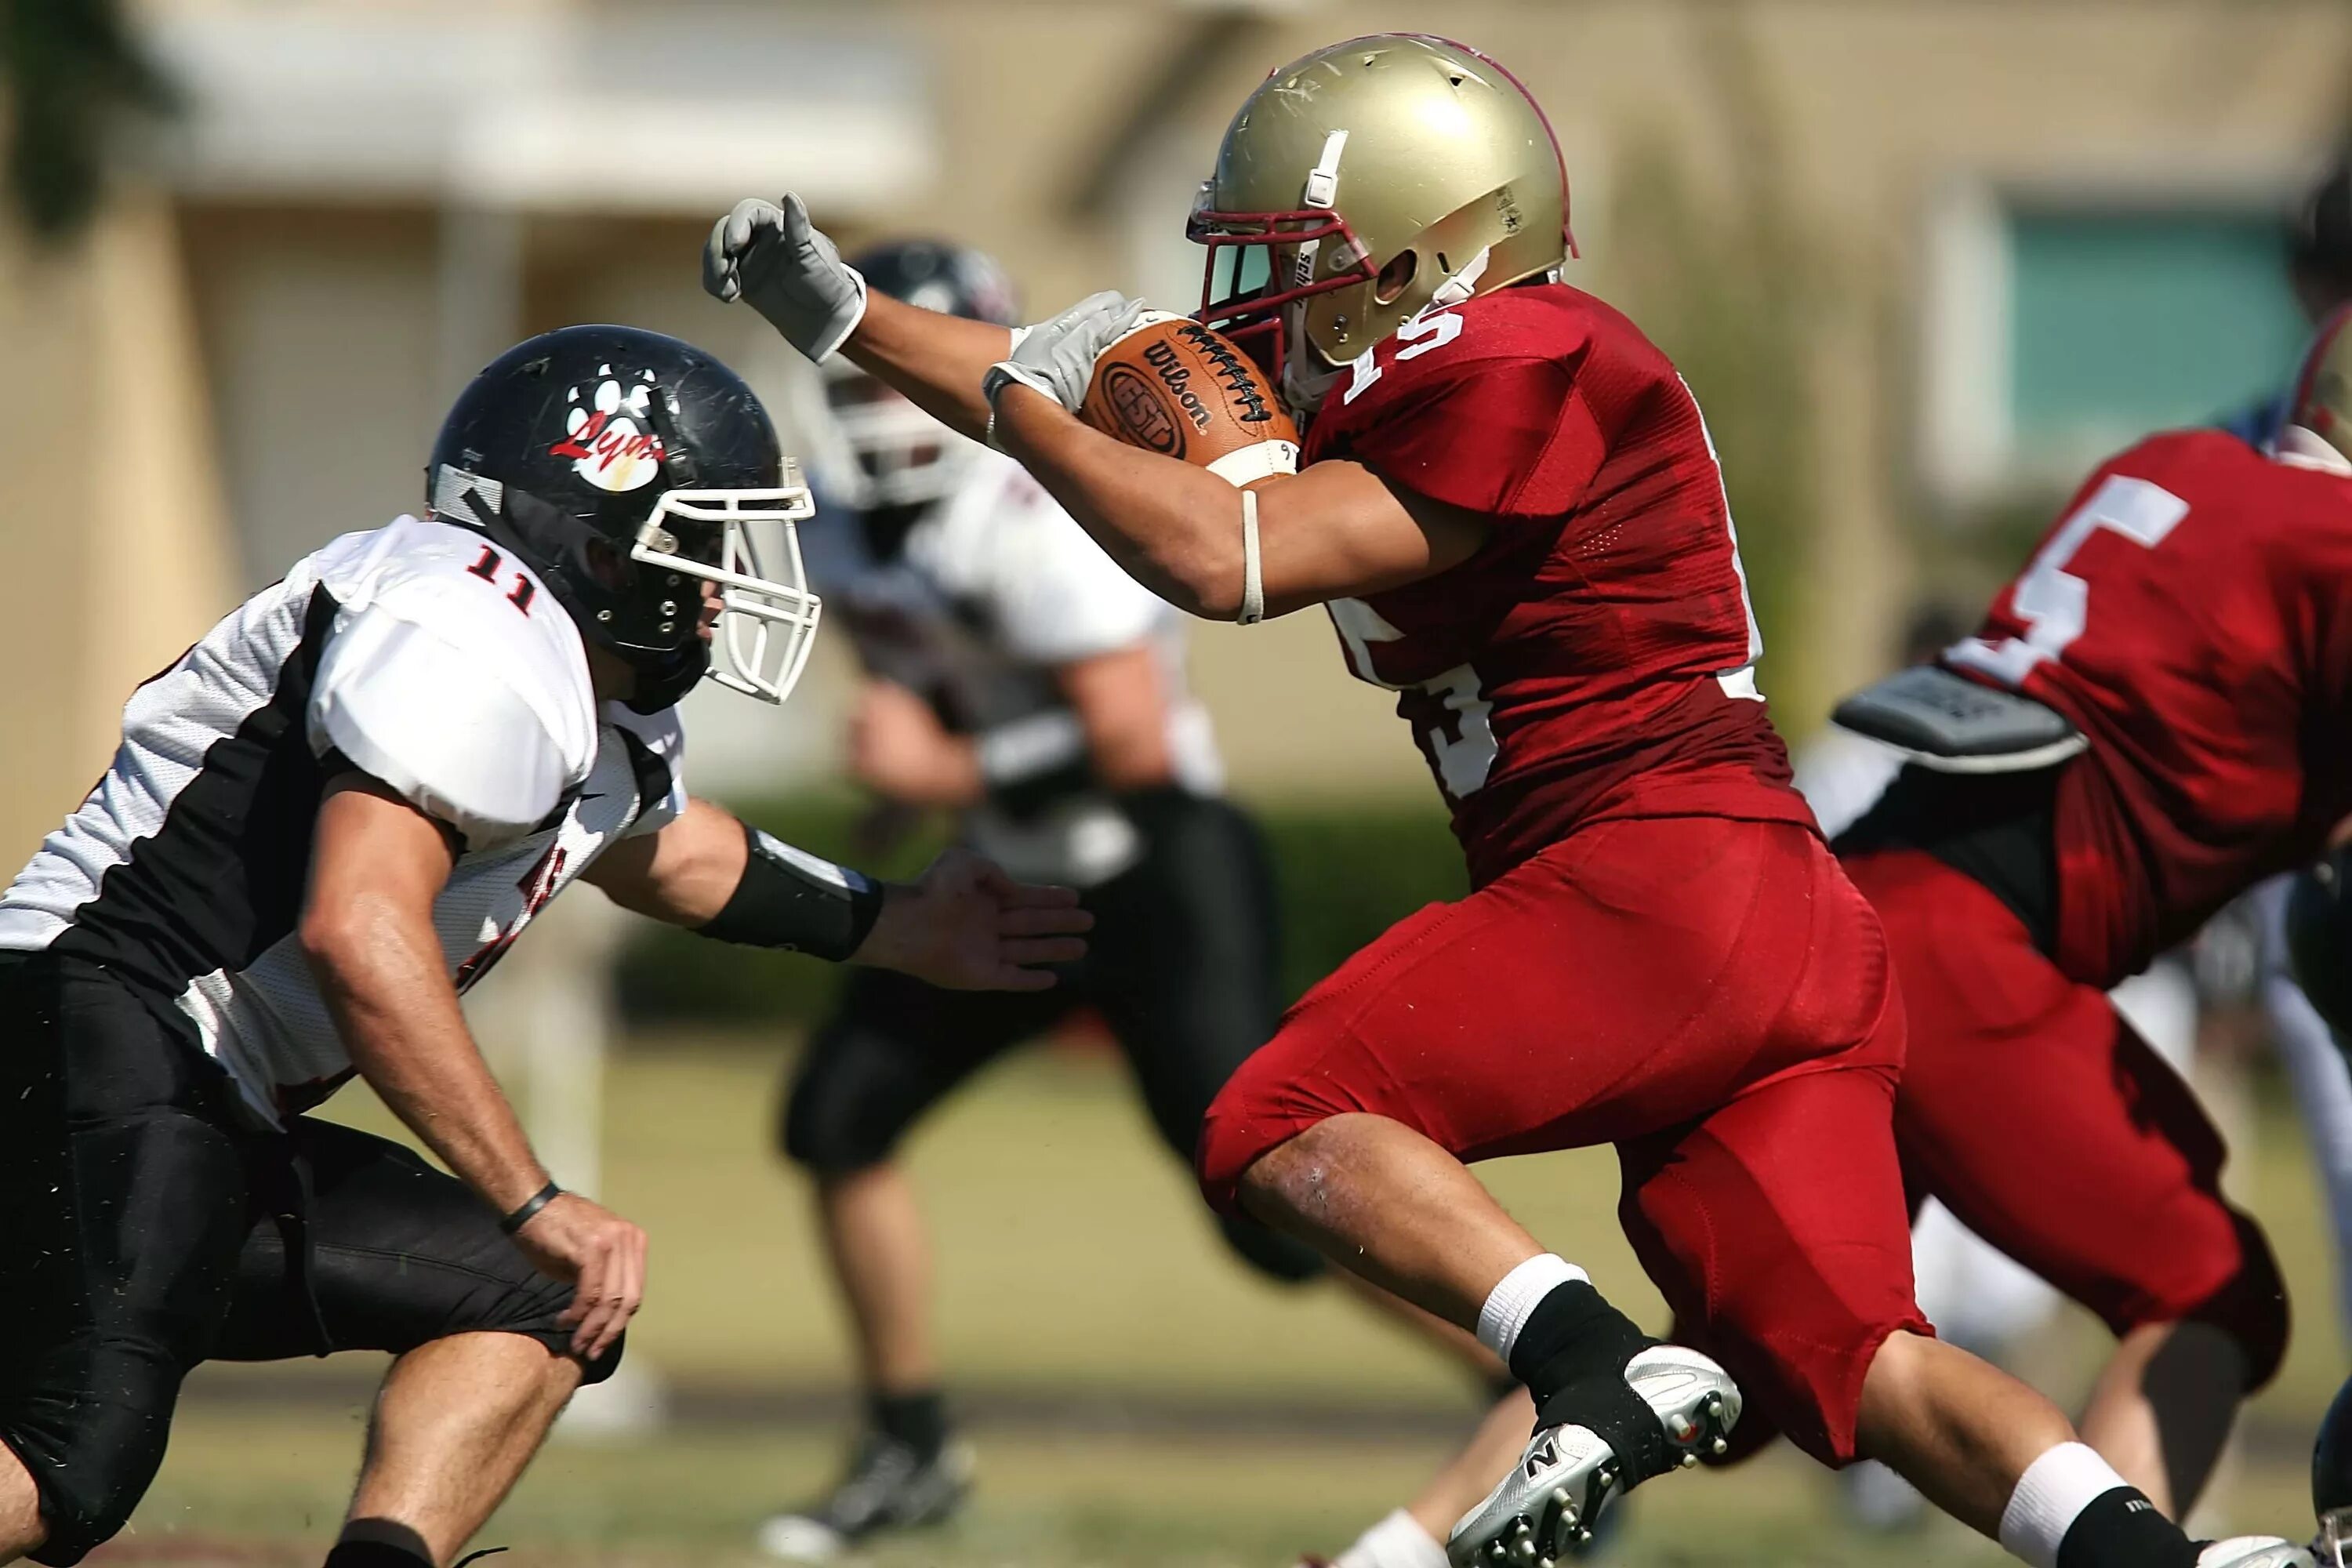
759, 241, 1349, 1559
0, 325, 1087, 1568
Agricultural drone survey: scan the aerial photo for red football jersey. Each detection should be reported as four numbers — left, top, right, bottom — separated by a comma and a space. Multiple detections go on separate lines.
1300, 283, 1809, 885
1946, 429, 2352, 985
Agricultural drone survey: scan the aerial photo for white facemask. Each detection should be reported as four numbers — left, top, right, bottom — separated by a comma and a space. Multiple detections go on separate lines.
630, 467, 825, 705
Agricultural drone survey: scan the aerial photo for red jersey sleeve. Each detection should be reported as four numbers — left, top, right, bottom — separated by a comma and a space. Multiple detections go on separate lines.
1307, 303, 1606, 521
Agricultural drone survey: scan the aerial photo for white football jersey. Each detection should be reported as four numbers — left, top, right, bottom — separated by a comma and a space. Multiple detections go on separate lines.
0, 514, 687, 1125
807, 449, 1221, 884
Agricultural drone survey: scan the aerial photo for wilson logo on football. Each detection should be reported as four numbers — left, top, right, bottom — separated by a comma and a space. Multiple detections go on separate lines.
552, 367, 667, 492
1102, 364, 1185, 457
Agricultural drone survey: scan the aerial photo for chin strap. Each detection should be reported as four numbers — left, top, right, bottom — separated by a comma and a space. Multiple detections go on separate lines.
623, 641, 710, 714
1237, 488, 1265, 626
1428, 245, 1492, 312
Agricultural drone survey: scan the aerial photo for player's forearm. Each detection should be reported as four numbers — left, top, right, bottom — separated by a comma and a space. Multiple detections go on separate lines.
994, 387, 1253, 619
859, 739, 984, 809
585, 797, 747, 926
1062, 646, 1178, 790
844, 291, 1013, 445
303, 899, 549, 1213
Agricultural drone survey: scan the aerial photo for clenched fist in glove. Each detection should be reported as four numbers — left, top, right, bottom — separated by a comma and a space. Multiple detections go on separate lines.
702, 194, 868, 363
981, 292, 1149, 443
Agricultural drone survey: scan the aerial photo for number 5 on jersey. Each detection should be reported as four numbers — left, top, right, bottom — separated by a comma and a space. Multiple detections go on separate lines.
1948, 475, 2188, 688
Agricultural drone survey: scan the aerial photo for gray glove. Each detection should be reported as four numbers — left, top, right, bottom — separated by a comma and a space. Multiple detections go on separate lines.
982, 292, 1149, 420
702, 194, 868, 363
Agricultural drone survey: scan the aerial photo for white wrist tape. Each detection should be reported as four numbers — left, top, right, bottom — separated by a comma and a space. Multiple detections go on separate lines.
1238, 487, 1265, 626
1204, 439, 1301, 488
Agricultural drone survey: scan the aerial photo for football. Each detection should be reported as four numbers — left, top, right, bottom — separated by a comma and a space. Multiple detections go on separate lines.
1080, 314, 1300, 486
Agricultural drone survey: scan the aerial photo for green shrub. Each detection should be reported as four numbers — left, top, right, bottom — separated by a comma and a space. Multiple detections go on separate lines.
613, 792, 1466, 1029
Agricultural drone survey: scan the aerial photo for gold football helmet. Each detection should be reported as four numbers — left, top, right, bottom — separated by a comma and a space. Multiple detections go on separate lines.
1189, 34, 1573, 411
2285, 303, 2352, 468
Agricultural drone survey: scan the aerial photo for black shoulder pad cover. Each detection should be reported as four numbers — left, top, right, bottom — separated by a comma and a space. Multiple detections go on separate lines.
1831, 664, 2085, 774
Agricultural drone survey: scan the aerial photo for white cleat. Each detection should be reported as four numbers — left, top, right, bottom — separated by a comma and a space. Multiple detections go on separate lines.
2199, 1539, 2316, 1568
1445, 1345, 1740, 1568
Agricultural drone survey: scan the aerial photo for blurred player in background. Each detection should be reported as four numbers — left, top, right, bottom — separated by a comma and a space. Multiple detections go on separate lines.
1817, 310, 2352, 1536
2224, 151, 2352, 446
1798, 604, 2201, 1533
706, 31, 2310, 1568
2218, 151, 2352, 1350
0, 325, 1088, 1568
758, 241, 1512, 1563
1803, 604, 2061, 1535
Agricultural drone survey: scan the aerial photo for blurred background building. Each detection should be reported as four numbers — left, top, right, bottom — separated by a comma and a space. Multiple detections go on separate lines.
5, 0, 2347, 854
3, 5, 2350, 1559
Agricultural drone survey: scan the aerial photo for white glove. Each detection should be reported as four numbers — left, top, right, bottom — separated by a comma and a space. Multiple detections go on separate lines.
982, 292, 1149, 423
702, 194, 869, 364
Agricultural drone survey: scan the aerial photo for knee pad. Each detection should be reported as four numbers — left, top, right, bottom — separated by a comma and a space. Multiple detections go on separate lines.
1215, 1212, 1324, 1286
0, 1352, 180, 1566
2186, 1210, 2291, 1392
455, 1276, 630, 1388
779, 1037, 910, 1176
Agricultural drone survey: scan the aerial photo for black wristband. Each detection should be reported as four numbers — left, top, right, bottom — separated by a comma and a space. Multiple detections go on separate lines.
696, 821, 887, 962
499, 1181, 563, 1235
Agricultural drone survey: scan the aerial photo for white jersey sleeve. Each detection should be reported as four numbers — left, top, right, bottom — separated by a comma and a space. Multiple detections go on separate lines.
993, 514, 1171, 666
304, 516, 601, 851
926, 454, 1174, 667
606, 702, 689, 838
308, 608, 574, 850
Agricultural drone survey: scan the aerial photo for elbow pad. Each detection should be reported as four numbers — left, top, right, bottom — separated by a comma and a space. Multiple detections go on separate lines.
695, 822, 885, 962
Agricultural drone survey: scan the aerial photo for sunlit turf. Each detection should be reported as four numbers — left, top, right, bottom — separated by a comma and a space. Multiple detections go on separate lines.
121, 1037, 2344, 1565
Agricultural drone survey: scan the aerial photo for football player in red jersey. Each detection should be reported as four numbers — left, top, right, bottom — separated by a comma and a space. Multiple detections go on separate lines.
705, 34, 2310, 1568
1823, 342, 2352, 1519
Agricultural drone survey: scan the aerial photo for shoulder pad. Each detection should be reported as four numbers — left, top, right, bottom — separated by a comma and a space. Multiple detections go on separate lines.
1831, 665, 2085, 773
309, 604, 587, 850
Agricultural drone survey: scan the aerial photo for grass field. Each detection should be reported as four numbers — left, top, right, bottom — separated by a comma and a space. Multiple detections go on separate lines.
110, 1038, 2349, 1566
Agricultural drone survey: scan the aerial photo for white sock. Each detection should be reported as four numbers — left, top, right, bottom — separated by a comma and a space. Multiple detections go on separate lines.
1997, 1442, 2133, 1568
1332, 1508, 1446, 1568
1475, 1253, 1590, 1363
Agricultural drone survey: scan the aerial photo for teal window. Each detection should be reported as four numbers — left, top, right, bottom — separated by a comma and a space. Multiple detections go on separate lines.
2008, 207, 2307, 464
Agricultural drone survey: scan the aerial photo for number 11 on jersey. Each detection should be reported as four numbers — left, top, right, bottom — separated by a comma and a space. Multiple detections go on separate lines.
468, 544, 539, 615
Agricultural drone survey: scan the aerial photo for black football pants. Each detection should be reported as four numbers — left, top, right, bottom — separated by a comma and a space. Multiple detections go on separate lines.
0, 951, 611, 1566
779, 790, 1324, 1283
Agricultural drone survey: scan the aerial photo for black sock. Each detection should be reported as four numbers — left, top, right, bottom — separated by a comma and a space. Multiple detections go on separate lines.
1505, 1280, 1672, 1484
1507, 1279, 1652, 1403
870, 1388, 949, 1458
2054, 1486, 2198, 1568
324, 1521, 435, 1568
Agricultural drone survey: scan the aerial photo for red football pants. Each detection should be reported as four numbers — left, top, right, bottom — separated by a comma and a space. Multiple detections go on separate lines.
1842, 848, 2288, 1384
1196, 815, 1930, 1465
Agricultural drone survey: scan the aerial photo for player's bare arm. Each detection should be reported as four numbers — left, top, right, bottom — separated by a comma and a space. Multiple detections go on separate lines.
993, 383, 1488, 620
846, 288, 1009, 443
844, 679, 985, 808
584, 793, 1090, 993
303, 772, 644, 1359
703, 194, 1007, 441
837, 644, 1179, 812
1057, 642, 1177, 789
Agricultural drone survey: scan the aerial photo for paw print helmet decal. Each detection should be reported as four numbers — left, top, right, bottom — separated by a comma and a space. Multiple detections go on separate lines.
426, 324, 822, 712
